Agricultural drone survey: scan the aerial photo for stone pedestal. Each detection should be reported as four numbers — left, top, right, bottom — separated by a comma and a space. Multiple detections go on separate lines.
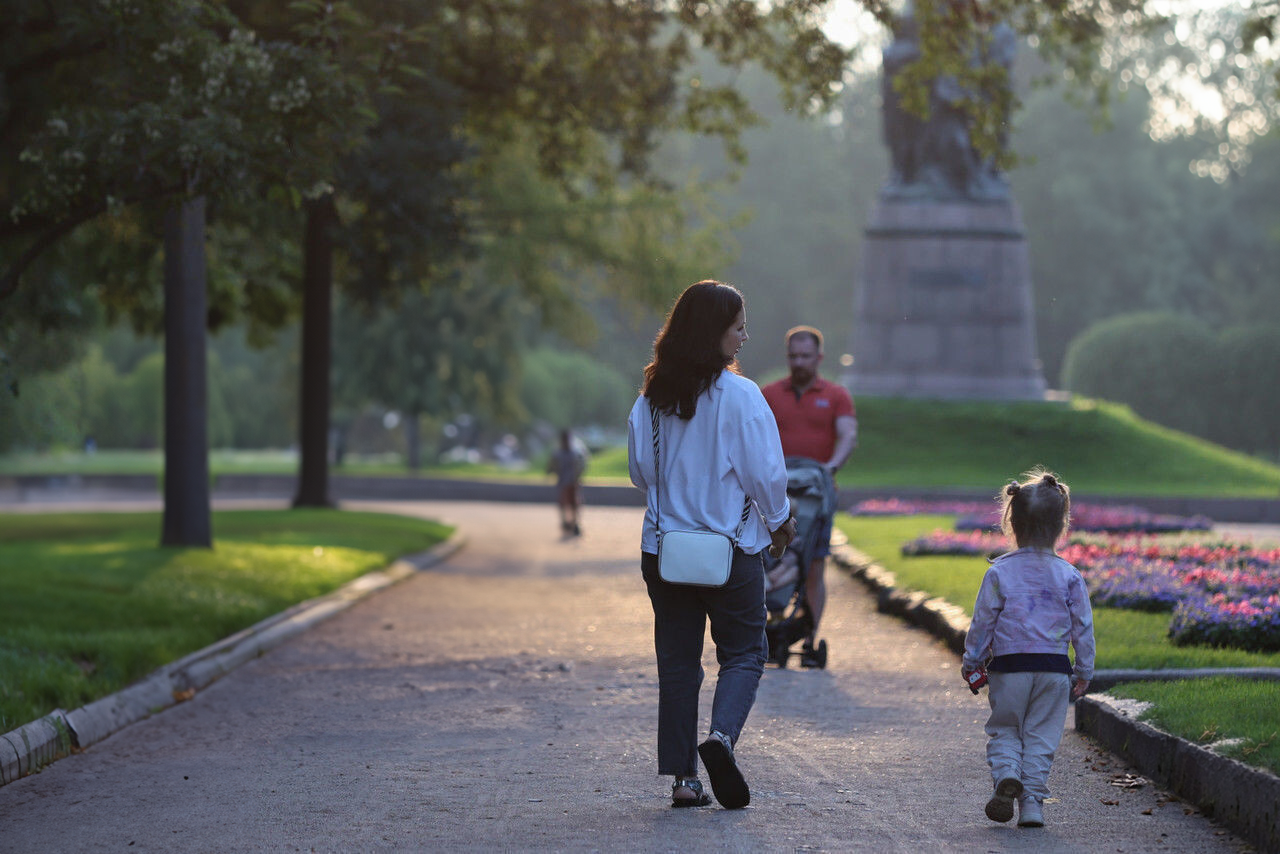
847, 198, 1047, 400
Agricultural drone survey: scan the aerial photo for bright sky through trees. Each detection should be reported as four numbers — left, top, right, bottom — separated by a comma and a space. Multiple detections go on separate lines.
818, 0, 1276, 180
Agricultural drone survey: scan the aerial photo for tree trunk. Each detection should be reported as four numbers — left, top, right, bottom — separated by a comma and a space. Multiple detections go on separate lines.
293, 193, 337, 508
161, 196, 212, 548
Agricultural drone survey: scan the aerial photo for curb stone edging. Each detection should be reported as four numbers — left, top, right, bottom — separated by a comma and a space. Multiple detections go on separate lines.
1077, 694, 1280, 854
0, 711, 70, 786
0, 530, 466, 788
829, 539, 1280, 854
831, 542, 971, 657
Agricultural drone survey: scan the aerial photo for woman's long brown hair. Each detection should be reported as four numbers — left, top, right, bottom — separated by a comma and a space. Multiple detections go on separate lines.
643, 280, 743, 420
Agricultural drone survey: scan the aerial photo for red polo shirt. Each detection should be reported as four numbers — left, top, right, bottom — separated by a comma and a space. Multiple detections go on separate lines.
760, 376, 855, 462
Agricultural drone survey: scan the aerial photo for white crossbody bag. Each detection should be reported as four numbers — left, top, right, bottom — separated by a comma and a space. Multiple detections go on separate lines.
650, 401, 751, 587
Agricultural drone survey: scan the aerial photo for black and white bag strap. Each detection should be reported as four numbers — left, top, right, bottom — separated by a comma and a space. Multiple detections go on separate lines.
649, 401, 663, 536
649, 399, 752, 546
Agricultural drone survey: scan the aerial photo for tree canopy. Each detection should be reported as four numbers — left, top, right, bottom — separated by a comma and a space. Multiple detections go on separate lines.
6, 0, 1223, 315
0, 0, 375, 298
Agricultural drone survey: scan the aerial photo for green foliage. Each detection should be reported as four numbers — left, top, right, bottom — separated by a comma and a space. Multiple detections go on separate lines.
0, 509, 452, 730
0, 231, 107, 409
518, 348, 636, 430
1060, 312, 1218, 438
467, 138, 733, 332
1108, 677, 1280, 776
1, 1, 375, 287
1062, 314, 1280, 460
1012, 86, 1222, 383
0, 365, 81, 453
331, 134, 732, 443
0, 324, 296, 453
1214, 324, 1280, 459
334, 283, 526, 429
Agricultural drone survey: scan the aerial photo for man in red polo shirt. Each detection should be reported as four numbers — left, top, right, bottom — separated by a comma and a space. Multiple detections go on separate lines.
761, 326, 857, 666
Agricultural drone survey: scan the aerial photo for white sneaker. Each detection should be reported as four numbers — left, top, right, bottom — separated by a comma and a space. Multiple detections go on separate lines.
1017, 795, 1044, 827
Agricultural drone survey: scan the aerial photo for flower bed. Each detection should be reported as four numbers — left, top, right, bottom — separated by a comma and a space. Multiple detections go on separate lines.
1086, 559, 1188, 612
900, 528, 1006, 557
849, 498, 991, 517
1169, 594, 1280, 652
954, 505, 1213, 535
898, 529, 1280, 652
850, 498, 1211, 535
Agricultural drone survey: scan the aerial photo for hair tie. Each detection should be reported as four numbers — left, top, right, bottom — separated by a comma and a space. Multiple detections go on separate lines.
1005, 482, 1020, 496
1042, 474, 1058, 487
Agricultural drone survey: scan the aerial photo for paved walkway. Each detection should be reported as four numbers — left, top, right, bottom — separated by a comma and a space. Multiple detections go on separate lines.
0, 500, 1254, 852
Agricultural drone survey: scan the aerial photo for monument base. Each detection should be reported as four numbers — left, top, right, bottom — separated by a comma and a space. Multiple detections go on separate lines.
847, 371, 1047, 401
849, 197, 1047, 401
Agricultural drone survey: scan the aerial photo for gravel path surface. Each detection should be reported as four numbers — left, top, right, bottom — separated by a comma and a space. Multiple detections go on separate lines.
0, 500, 1254, 852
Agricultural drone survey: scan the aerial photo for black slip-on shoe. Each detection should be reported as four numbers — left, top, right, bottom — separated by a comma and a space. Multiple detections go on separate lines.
698, 735, 749, 809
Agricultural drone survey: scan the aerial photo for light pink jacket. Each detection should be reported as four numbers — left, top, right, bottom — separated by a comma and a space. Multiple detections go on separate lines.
962, 547, 1096, 681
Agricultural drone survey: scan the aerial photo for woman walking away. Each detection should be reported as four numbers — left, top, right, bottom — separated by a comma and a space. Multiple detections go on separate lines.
961, 468, 1095, 828
628, 280, 796, 809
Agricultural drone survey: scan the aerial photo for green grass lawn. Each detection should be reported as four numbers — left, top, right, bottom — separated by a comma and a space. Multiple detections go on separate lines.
0, 509, 452, 732
592, 396, 1280, 497
1107, 678, 1280, 776
835, 513, 1280, 775
0, 448, 543, 480
7, 396, 1280, 497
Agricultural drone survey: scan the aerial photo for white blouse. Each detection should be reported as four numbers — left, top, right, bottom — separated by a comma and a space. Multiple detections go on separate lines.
628, 371, 791, 555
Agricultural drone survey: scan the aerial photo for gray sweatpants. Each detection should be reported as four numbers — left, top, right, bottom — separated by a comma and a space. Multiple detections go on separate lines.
984, 671, 1071, 800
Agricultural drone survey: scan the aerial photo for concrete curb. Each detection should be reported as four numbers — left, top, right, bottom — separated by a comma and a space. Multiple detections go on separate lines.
0, 711, 71, 786
831, 542, 971, 656
830, 540, 1280, 854
0, 531, 466, 789
1077, 694, 1280, 853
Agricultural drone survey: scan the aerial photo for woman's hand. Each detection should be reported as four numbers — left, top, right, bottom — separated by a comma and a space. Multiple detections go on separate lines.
768, 516, 797, 558
1072, 678, 1090, 699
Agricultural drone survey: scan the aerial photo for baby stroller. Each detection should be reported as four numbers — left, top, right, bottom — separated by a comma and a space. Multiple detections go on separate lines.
763, 457, 836, 669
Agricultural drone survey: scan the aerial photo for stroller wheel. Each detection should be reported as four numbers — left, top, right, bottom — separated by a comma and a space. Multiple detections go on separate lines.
815, 639, 828, 669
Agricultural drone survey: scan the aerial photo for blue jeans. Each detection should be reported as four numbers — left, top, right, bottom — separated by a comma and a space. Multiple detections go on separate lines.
641, 548, 768, 777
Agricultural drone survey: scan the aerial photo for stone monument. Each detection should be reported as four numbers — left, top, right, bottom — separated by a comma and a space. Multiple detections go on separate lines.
848, 10, 1047, 399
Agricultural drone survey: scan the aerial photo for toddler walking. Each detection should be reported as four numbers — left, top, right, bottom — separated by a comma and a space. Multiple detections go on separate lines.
961, 469, 1095, 828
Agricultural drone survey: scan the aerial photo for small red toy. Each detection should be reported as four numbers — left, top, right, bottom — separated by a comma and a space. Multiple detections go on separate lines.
966, 667, 988, 694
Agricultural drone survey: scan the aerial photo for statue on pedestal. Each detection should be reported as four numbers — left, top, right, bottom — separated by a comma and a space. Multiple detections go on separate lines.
849, 6, 1047, 401
880, 9, 1016, 201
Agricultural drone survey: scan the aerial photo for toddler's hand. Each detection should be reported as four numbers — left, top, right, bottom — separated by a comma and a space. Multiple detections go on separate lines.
962, 665, 987, 694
